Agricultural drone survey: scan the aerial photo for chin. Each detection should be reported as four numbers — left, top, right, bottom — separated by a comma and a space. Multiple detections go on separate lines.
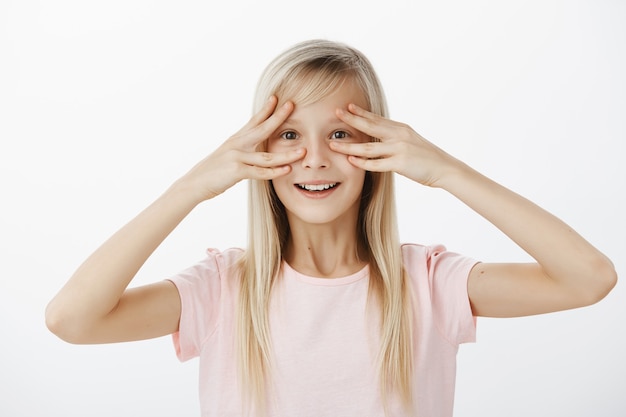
286, 206, 360, 229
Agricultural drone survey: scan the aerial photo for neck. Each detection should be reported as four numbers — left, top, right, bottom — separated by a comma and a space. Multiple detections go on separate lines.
284, 218, 367, 278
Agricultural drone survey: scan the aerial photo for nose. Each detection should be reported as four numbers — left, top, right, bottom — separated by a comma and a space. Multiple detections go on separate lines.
301, 137, 331, 169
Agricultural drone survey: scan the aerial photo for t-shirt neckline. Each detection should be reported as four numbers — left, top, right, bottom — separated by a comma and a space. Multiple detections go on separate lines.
282, 261, 369, 286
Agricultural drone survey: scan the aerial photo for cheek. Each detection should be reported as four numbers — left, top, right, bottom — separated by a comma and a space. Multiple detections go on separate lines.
336, 157, 367, 189
270, 175, 293, 200
267, 137, 300, 153
334, 153, 364, 174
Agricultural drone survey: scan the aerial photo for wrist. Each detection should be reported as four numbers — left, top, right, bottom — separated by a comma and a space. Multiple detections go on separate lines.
164, 176, 206, 209
430, 157, 476, 191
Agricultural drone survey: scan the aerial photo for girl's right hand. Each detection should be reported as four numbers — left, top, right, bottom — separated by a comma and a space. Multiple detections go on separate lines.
46, 96, 304, 344
179, 96, 304, 203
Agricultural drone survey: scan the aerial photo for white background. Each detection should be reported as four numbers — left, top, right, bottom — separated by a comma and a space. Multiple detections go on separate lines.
1, 1, 625, 416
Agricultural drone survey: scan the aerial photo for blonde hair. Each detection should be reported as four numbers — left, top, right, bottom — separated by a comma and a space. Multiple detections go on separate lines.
237, 39, 413, 413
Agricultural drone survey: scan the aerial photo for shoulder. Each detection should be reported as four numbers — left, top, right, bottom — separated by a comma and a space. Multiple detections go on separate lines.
401, 242, 445, 257
192, 247, 244, 272
401, 243, 446, 270
169, 247, 244, 291
402, 243, 478, 345
206, 247, 245, 271
401, 243, 478, 282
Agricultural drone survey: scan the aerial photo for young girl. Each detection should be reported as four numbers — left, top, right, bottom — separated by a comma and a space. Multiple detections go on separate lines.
46, 40, 616, 416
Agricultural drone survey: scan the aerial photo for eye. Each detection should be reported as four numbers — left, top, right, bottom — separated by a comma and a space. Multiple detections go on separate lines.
331, 130, 349, 139
280, 131, 298, 140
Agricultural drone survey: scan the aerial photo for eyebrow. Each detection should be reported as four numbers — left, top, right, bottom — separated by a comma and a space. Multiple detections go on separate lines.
281, 116, 346, 126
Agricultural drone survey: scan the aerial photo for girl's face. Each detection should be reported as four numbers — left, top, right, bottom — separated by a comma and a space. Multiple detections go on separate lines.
267, 80, 371, 228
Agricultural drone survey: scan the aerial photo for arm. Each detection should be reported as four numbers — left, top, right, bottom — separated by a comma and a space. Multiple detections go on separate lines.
438, 163, 616, 317
333, 104, 617, 318
46, 97, 302, 343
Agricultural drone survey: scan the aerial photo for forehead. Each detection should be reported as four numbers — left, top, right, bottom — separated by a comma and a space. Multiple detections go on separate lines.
278, 78, 369, 114
306, 82, 366, 113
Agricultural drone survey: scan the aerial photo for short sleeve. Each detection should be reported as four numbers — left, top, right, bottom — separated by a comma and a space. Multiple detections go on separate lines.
403, 243, 479, 346
167, 248, 239, 362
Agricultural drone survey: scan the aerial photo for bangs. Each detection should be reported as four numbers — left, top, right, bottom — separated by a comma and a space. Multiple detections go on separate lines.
273, 60, 357, 108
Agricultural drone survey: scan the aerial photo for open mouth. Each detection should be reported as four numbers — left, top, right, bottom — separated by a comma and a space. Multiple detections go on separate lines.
295, 183, 339, 192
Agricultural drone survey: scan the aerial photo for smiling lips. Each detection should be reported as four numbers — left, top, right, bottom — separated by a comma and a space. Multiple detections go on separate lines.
296, 183, 338, 191
294, 182, 340, 197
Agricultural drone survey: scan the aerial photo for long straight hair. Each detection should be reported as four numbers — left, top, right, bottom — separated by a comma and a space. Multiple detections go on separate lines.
236, 39, 413, 413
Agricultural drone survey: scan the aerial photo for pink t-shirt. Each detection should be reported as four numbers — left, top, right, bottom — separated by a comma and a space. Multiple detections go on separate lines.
169, 244, 478, 417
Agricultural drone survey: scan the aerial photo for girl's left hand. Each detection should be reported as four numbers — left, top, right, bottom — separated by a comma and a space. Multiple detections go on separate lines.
332, 103, 462, 188
335, 104, 617, 319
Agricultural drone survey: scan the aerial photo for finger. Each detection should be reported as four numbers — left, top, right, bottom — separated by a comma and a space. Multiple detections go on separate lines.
244, 164, 292, 180
239, 95, 279, 132
336, 105, 394, 139
329, 140, 394, 159
235, 101, 294, 149
239, 148, 305, 168
345, 155, 394, 172
250, 100, 294, 141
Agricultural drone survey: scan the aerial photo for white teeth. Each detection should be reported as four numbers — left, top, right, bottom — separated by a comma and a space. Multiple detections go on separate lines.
298, 183, 337, 191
